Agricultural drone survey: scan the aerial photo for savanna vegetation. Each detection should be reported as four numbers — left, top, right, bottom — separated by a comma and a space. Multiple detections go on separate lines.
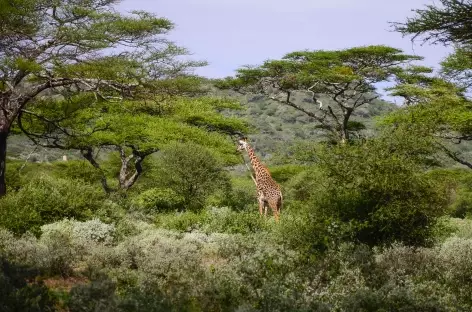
3, 0, 472, 311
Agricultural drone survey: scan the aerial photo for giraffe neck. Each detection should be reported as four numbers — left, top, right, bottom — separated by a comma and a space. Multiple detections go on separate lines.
245, 144, 268, 177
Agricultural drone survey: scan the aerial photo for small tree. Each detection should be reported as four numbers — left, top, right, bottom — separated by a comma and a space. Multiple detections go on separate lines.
215, 45, 421, 143
312, 127, 449, 247
0, 0, 205, 195
155, 142, 231, 211
387, 0, 472, 169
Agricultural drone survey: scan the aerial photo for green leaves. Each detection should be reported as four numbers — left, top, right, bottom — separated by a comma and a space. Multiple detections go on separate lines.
392, 0, 472, 45
19, 94, 247, 166
311, 131, 448, 246
441, 46, 472, 90
216, 45, 419, 143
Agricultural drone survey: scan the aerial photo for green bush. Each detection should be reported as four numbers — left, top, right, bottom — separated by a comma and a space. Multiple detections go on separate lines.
5, 160, 52, 192
311, 135, 450, 247
0, 219, 116, 277
209, 176, 255, 211
68, 275, 119, 312
269, 164, 308, 184
284, 167, 324, 202
0, 174, 105, 235
447, 217, 472, 239
203, 206, 270, 234
5, 215, 472, 311
6, 159, 106, 193
153, 142, 231, 211
427, 168, 472, 218
130, 188, 185, 213
156, 206, 270, 235
51, 160, 106, 185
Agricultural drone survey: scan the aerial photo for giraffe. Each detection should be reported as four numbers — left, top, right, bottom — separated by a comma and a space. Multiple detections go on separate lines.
237, 138, 283, 221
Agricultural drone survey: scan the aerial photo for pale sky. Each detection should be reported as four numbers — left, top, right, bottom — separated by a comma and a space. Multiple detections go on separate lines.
118, 0, 451, 85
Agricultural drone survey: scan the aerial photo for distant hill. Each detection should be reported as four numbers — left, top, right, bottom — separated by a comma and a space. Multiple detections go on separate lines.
214, 88, 398, 159
6, 88, 399, 164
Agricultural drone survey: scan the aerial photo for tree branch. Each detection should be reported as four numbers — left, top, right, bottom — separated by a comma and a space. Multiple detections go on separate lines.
81, 147, 114, 194
437, 142, 472, 170
118, 145, 158, 190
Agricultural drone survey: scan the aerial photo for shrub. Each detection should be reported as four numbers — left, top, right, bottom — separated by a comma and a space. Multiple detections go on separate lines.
153, 142, 231, 211
155, 210, 206, 232
269, 164, 306, 183
0, 174, 105, 235
447, 217, 472, 239
68, 275, 119, 312
50, 160, 106, 185
203, 206, 270, 234
156, 206, 270, 235
437, 237, 472, 305
427, 168, 472, 218
0, 257, 57, 312
312, 135, 450, 247
114, 217, 155, 242
42, 218, 115, 247
130, 188, 185, 213
209, 176, 255, 211
0, 229, 50, 271
39, 219, 115, 276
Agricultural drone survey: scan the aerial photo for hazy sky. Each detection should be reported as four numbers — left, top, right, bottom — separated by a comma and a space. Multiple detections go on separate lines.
117, 0, 451, 80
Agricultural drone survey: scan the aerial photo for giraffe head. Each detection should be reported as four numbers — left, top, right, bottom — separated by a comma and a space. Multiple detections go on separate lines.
236, 137, 248, 152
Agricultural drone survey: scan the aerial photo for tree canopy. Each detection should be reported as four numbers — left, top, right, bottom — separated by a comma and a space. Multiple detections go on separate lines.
387, 0, 472, 169
215, 45, 421, 143
392, 0, 472, 46
15, 93, 247, 192
0, 0, 209, 195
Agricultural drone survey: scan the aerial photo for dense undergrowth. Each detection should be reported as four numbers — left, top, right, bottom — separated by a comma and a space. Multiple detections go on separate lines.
2, 213, 472, 311
4, 0, 472, 310
2, 132, 472, 311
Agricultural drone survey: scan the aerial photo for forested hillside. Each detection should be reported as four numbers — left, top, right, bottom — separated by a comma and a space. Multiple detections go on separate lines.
3, 0, 472, 311
213, 88, 398, 157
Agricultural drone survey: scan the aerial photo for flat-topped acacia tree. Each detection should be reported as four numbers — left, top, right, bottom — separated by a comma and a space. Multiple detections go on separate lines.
0, 0, 205, 195
17, 95, 248, 193
215, 45, 422, 144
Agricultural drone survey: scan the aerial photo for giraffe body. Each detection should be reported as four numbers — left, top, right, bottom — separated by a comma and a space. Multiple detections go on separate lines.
237, 139, 283, 221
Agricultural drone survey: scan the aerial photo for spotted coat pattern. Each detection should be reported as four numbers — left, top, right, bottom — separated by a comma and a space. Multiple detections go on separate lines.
238, 139, 283, 221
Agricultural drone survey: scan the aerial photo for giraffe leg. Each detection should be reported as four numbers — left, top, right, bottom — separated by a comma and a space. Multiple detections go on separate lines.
269, 199, 280, 222
257, 194, 264, 217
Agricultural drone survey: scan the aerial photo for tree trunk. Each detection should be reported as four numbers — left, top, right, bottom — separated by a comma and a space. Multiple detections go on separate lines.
81, 148, 114, 194
0, 131, 8, 196
340, 110, 352, 144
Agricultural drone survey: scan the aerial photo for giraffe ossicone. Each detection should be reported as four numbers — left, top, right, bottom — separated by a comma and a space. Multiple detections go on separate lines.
237, 138, 283, 221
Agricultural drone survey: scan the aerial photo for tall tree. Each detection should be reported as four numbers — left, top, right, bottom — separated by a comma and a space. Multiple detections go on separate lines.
215, 46, 421, 143
16, 94, 247, 193
383, 65, 472, 168
388, 0, 472, 168
392, 0, 472, 46
0, 0, 205, 195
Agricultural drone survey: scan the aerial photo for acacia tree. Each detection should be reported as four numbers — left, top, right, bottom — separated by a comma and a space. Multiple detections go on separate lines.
392, 0, 472, 92
392, 0, 472, 46
386, 0, 472, 168
215, 45, 421, 143
384, 70, 472, 170
16, 93, 247, 193
0, 0, 205, 195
